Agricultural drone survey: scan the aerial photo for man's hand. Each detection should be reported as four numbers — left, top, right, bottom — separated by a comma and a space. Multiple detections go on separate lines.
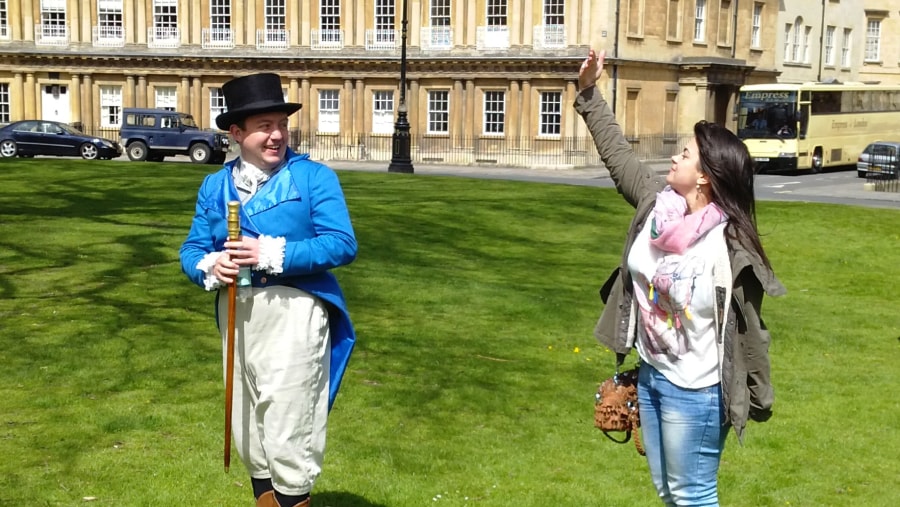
214, 236, 260, 284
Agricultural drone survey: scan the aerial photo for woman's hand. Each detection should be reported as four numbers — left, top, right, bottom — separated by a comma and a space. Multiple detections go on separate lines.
578, 49, 607, 91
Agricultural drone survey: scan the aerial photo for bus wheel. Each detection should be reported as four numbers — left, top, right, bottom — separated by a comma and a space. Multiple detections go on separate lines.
811, 148, 823, 173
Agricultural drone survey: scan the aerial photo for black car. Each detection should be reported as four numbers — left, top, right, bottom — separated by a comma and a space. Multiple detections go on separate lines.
0, 120, 122, 160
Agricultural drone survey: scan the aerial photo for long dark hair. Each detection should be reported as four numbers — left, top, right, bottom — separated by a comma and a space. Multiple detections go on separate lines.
693, 121, 772, 270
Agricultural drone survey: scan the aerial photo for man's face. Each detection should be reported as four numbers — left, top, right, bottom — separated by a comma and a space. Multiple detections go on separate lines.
230, 111, 290, 170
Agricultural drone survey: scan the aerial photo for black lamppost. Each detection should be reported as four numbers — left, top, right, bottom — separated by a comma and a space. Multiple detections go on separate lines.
388, 0, 414, 173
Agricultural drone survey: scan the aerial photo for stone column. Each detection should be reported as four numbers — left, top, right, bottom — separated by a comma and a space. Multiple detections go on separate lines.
523, 0, 533, 47
192, 77, 203, 125
11, 73, 24, 120
300, 0, 311, 46
464, 79, 475, 148
137, 75, 148, 108
179, 76, 190, 114
509, 0, 521, 47
289, 78, 300, 130
564, 80, 577, 138
82, 74, 93, 129
521, 80, 532, 139
410, 0, 421, 47
21, 0, 34, 41
508, 80, 520, 143
125, 75, 136, 107
452, 79, 464, 143
342, 79, 353, 136
234, 0, 245, 45
409, 79, 419, 136
454, 0, 465, 47
179, 0, 191, 45
579, 0, 590, 46
465, 0, 476, 47
124, 0, 135, 43
301, 78, 311, 134
189, 0, 201, 45
354, 79, 365, 137
69, 74, 82, 126
137, 0, 147, 44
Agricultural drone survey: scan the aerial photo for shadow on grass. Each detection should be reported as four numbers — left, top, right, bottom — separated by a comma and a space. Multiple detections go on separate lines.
313, 491, 388, 507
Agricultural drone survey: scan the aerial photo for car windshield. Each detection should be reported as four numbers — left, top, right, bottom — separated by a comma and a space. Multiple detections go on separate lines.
737, 91, 799, 140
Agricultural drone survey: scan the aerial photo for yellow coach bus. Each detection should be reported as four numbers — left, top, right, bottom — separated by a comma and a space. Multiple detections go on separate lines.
736, 83, 900, 173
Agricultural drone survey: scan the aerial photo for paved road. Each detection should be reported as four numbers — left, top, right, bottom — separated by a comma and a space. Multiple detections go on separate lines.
327, 159, 900, 210
127, 153, 900, 210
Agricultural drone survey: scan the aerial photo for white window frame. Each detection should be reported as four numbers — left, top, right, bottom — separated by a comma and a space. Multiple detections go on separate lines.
96, 0, 123, 43
802, 26, 811, 64
693, 0, 705, 42
0, 83, 9, 124
210, 88, 226, 129
152, 0, 178, 42
750, 3, 762, 48
841, 28, 852, 68
319, 0, 341, 44
208, 0, 232, 45
375, 0, 395, 44
824, 25, 835, 66
99, 85, 122, 128
783, 24, 791, 61
40, 0, 67, 41
487, 0, 507, 26
791, 19, 801, 62
372, 90, 394, 135
155, 86, 177, 111
483, 90, 505, 136
318, 89, 340, 134
0, 0, 8, 40
427, 90, 449, 134
864, 19, 881, 62
539, 91, 562, 137
261, 0, 287, 46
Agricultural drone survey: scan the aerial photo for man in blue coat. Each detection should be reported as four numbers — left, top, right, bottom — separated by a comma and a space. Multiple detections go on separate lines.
179, 73, 357, 507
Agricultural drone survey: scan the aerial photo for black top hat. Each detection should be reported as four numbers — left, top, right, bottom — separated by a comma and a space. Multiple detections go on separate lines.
215, 73, 302, 130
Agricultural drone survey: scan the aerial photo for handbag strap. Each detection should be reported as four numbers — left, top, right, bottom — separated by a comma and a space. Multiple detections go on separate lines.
602, 430, 631, 444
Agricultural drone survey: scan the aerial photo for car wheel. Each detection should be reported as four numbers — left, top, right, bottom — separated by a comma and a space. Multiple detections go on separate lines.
858, 170, 868, 178
189, 143, 212, 164
80, 143, 100, 160
810, 148, 823, 174
127, 141, 149, 161
0, 139, 17, 158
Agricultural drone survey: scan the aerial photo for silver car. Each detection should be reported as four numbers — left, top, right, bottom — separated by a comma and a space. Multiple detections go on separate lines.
857, 141, 900, 178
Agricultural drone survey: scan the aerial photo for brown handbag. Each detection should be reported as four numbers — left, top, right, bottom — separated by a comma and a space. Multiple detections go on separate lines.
594, 365, 645, 455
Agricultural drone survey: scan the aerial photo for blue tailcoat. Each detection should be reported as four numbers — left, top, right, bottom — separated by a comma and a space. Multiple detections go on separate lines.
179, 150, 357, 409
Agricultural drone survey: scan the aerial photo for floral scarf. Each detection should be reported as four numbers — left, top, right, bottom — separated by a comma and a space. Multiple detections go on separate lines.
649, 187, 727, 254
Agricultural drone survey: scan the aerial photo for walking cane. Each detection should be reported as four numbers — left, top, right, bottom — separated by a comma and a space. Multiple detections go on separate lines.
224, 200, 241, 473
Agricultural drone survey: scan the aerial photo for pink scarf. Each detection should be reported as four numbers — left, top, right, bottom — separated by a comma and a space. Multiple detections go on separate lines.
649, 187, 727, 254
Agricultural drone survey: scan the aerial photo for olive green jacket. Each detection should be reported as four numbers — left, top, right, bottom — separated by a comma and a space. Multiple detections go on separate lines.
574, 86, 786, 441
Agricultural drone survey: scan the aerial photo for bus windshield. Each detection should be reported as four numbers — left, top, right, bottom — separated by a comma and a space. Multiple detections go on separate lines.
737, 90, 799, 140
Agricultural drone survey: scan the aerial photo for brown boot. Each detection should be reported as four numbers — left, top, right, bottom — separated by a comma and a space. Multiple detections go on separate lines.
258, 492, 311, 507
256, 491, 278, 507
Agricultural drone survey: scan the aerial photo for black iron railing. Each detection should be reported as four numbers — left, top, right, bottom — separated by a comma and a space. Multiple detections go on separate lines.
77, 125, 693, 169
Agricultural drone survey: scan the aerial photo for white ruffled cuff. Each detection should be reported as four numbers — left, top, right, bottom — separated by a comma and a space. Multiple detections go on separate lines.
196, 251, 224, 291
257, 235, 286, 275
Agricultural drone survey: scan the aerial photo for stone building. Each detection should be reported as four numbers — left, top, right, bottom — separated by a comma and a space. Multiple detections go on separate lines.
0, 0, 894, 165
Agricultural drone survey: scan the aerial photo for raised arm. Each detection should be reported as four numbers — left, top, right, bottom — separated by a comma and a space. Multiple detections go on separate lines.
574, 49, 660, 208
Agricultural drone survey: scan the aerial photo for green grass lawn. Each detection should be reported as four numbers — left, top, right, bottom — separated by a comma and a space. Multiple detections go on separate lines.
0, 158, 898, 507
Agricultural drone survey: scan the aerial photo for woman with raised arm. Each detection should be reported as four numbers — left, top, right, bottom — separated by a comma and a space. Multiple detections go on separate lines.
575, 49, 785, 506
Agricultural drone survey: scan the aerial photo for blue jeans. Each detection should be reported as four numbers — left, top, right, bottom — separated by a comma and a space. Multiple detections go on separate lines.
638, 363, 728, 506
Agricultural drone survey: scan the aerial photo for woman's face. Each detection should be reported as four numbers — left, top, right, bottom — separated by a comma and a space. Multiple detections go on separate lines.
230, 111, 290, 170
667, 137, 705, 197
